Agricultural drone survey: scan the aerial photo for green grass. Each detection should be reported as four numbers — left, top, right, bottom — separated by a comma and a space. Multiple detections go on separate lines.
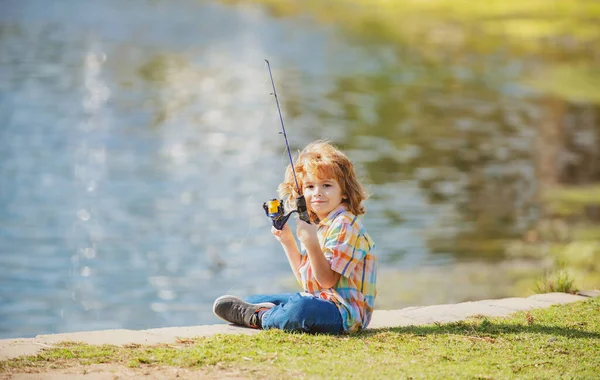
534, 269, 577, 294
2, 297, 599, 379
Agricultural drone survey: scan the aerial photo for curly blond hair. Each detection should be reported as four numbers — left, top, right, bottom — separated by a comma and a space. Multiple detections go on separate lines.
278, 140, 368, 223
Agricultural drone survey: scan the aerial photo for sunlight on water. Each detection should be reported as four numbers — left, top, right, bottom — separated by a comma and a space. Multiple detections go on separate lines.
1, 0, 598, 338
0, 0, 303, 338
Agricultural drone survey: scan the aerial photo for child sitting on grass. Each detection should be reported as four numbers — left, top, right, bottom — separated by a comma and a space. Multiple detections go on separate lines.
213, 140, 377, 334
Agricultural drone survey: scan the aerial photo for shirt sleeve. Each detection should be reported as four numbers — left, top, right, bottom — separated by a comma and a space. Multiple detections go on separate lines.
324, 220, 364, 278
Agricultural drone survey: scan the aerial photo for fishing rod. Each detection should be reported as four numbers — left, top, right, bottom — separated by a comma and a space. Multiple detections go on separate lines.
262, 59, 311, 230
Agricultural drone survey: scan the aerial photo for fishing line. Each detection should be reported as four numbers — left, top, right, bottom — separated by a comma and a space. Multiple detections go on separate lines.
262, 59, 311, 229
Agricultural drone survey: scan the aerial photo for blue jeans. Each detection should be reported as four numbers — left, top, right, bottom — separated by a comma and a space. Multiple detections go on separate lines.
245, 292, 344, 334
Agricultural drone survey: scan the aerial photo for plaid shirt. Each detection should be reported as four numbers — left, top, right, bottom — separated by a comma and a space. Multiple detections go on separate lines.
298, 204, 377, 332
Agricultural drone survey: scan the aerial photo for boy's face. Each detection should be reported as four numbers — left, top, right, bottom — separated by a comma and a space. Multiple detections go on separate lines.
302, 172, 344, 221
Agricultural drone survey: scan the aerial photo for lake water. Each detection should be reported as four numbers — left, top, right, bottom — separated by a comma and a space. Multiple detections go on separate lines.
0, 0, 593, 338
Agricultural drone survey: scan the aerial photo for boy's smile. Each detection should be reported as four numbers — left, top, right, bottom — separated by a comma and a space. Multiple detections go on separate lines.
302, 173, 344, 221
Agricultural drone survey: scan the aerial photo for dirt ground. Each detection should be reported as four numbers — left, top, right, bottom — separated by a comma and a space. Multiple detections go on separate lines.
0, 364, 253, 380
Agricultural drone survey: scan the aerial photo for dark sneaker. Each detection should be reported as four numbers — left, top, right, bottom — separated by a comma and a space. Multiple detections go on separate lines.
213, 295, 275, 328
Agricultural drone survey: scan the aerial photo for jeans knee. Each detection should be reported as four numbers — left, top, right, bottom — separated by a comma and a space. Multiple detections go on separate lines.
295, 296, 322, 314
289, 297, 341, 329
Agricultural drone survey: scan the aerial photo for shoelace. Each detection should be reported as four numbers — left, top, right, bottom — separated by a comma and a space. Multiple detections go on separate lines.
248, 307, 270, 329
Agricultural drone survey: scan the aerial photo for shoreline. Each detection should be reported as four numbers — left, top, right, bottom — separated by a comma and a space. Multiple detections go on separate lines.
2, 290, 598, 361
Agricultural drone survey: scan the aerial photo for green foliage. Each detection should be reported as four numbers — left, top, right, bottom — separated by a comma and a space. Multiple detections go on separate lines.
220, 0, 600, 298
543, 185, 600, 217
526, 63, 600, 104
534, 269, 577, 294
230, 0, 600, 52
226, 0, 600, 104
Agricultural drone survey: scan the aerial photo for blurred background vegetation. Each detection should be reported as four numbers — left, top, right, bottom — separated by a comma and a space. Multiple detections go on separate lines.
222, 0, 600, 297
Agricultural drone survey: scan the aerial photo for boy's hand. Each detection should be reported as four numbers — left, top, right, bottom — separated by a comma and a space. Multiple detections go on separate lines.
271, 223, 295, 245
296, 219, 319, 249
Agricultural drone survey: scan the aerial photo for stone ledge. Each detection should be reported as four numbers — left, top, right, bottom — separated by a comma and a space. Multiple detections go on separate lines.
577, 289, 600, 298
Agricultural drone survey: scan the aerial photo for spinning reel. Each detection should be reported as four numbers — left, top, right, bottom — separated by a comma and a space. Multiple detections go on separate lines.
263, 196, 310, 230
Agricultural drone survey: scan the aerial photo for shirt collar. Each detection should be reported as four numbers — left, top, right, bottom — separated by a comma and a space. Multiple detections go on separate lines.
317, 204, 347, 228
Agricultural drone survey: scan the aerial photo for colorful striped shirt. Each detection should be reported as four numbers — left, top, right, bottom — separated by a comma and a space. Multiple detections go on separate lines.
298, 204, 377, 332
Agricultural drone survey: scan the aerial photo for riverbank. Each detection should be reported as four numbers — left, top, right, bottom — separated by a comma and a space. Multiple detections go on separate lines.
1, 290, 598, 379
2, 291, 596, 360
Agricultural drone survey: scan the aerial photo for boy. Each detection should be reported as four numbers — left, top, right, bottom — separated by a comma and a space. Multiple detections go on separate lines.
213, 140, 377, 333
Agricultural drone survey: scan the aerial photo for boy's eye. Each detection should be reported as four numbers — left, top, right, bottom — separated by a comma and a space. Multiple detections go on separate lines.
305, 185, 314, 189
324, 184, 331, 187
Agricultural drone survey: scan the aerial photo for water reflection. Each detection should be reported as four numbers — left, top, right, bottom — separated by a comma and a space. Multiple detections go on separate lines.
0, 0, 294, 338
0, 0, 598, 338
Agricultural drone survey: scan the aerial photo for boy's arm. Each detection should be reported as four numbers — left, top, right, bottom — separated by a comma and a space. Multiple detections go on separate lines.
296, 220, 341, 288
303, 238, 342, 288
272, 225, 302, 283
280, 239, 303, 283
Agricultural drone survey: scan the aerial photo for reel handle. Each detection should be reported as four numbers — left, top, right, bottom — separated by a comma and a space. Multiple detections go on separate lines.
296, 195, 311, 224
